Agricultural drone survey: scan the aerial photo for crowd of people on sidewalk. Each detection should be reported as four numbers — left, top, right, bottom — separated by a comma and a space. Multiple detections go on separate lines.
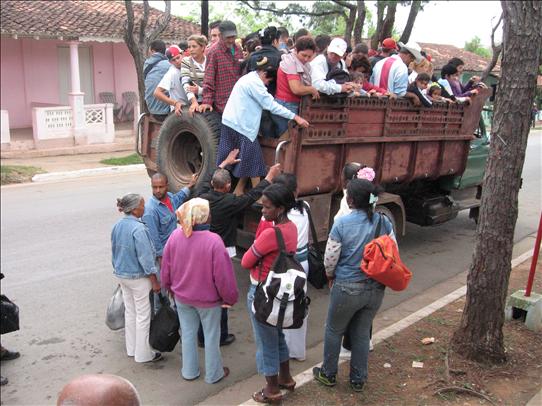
106, 21, 492, 404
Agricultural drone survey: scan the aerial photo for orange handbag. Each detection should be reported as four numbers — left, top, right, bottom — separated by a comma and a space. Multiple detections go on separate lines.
361, 215, 412, 291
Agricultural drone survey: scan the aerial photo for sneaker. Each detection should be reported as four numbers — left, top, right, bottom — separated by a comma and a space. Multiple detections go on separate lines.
369, 339, 374, 352
0, 349, 20, 361
0, 376, 7, 386
313, 367, 336, 387
339, 346, 351, 359
147, 352, 163, 363
350, 381, 365, 392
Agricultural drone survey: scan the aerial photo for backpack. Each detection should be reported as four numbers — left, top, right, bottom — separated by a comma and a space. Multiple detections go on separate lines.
360, 214, 412, 291
252, 227, 311, 329
326, 60, 351, 85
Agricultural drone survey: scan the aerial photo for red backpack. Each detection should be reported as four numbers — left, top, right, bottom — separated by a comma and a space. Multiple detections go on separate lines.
360, 214, 412, 291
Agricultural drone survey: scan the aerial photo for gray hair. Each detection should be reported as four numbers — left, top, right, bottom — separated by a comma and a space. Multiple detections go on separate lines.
116, 193, 143, 214
211, 168, 231, 189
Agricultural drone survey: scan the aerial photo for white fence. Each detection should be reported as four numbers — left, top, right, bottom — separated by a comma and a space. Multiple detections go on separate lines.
32, 103, 115, 144
1, 110, 10, 144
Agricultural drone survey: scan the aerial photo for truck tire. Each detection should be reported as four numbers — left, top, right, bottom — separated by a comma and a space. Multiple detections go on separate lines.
376, 205, 398, 238
156, 112, 221, 192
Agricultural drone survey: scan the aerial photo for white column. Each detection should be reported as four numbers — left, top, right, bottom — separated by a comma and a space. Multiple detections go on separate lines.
68, 41, 86, 143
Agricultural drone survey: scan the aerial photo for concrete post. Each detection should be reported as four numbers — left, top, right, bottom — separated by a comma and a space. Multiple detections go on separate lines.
68, 41, 86, 144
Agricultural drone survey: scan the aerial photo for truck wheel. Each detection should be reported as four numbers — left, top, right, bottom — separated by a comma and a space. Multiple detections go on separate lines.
376, 205, 398, 237
156, 112, 221, 192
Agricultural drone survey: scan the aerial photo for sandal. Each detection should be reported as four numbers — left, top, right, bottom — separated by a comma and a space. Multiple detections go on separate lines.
278, 380, 296, 391
252, 389, 283, 404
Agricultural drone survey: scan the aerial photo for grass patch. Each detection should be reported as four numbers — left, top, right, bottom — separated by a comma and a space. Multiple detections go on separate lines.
1, 165, 46, 185
100, 153, 143, 166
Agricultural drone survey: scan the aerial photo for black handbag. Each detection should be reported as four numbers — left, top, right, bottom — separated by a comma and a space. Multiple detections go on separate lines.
149, 292, 180, 352
304, 202, 327, 289
1, 294, 20, 335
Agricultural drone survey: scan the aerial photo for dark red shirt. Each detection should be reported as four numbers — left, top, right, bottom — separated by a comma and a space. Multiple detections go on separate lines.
202, 41, 242, 113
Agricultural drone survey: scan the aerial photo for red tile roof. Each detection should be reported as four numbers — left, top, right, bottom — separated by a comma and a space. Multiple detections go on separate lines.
0, 0, 200, 42
419, 42, 501, 73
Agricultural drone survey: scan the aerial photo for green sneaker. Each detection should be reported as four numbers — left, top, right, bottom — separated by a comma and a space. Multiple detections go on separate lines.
350, 381, 365, 392
313, 367, 336, 387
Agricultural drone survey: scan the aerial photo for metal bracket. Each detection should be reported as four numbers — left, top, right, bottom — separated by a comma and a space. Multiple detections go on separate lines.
135, 112, 148, 156
274, 140, 290, 165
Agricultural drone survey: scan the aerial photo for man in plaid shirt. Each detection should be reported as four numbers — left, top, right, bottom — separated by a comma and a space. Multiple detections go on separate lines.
199, 21, 243, 114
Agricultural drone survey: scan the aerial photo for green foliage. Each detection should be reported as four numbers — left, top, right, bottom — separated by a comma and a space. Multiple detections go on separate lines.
464, 36, 492, 58
100, 154, 143, 166
0, 165, 45, 185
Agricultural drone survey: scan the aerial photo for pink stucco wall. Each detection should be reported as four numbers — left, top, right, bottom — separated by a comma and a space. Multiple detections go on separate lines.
0, 38, 138, 129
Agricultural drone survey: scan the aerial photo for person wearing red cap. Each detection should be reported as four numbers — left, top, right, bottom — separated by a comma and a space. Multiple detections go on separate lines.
153, 45, 189, 116
369, 38, 398, 68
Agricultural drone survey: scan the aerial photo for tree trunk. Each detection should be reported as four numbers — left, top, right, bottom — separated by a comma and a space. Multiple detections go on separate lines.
399, 0, 421, 44
370, 1, 386, 50
344, 8, 356, 45
201, 0, 209, 36
353, 0, 366, 44
450, 0, 542, 364
380, 2, 397, 41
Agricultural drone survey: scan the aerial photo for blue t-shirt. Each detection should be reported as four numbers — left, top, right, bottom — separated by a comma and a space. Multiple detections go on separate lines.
329, 211, 393, 282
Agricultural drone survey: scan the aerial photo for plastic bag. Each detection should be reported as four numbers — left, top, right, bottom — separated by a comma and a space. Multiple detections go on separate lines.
149, 293, 180, 352
106, 285, 125, 330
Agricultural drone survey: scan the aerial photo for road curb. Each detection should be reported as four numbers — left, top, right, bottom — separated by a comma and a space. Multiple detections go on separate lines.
31, 164, 146, 182
238, 248, 535, 405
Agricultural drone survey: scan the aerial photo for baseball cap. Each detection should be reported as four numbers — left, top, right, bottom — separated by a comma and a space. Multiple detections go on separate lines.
165, 45, 182, 60
382, 38, 398, 50
218, 20, 237, 38
397, 41, 423, 63
327, 38, 347, 57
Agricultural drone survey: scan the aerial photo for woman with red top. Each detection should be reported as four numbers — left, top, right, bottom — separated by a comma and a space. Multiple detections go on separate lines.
241, 184, 299, 403
349, 54, 387, 96
271, 36, 320, 137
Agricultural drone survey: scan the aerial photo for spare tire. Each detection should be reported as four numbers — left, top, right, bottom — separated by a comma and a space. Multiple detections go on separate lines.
156, 112, 221, 192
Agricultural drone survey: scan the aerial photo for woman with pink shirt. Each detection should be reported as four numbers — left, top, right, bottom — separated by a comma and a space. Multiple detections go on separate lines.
161, 198, 239, 384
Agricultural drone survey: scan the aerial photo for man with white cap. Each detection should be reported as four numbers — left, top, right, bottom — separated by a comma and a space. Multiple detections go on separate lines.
310, 37, 355, 95
370, 40, 423, 97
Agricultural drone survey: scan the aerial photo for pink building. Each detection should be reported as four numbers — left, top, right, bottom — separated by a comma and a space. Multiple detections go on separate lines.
0, 1, 199, 148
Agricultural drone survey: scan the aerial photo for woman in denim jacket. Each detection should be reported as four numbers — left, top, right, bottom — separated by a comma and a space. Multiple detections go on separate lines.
111, 193, 161, 363
313, 179, 394, 392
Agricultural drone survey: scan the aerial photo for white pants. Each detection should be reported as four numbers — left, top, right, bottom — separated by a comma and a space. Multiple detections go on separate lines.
117, 277, 155, 362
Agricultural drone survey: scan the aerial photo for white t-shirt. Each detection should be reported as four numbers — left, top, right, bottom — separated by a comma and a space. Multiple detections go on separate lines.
157, 65, 188, 110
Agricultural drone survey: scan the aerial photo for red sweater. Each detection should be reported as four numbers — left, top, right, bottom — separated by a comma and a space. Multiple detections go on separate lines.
241, 221, 298, 282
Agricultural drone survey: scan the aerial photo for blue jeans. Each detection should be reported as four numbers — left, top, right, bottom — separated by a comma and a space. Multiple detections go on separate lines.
175, 300, 224, 384
321, 280, 385, 383
247, 284, 290, 376
271, 99, 299, 137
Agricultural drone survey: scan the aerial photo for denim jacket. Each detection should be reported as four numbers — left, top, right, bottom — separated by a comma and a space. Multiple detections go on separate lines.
111, 215, 158, 279
142, 187, 190, 257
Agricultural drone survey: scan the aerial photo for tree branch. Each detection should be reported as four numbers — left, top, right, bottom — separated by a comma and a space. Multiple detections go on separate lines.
239, 0, 344, 17
399, 0, 421, 44
353, 0, 366, 44
332, 0, 356, 11
148, 0, 171, 43
481, 13, 503, 81
123, 0, 136, 50
139, 0, 150, 45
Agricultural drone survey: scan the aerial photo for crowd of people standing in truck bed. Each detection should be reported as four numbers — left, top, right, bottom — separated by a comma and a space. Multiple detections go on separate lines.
104, 21, 486, 405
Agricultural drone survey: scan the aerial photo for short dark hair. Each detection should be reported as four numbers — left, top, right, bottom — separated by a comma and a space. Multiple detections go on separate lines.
254, 56, 278, 80
416, 72, 431, 82
353, 43, 369, 55
314, 34, 331, 53
293, 28, 310, 42
273, 173, 305, 214
295, 36, 317, 53
277, 27, 289, 39
178, 40, 188, 51
350, 54, 371, 74
343, 162, 363, 182
209, 20, 222, 30
441, 63, 458, 78
150, 40, 166, 54
428, 84, 442, 96
262, 184, 296, 212
260, 26, 280, 46
448, 57, 464, 67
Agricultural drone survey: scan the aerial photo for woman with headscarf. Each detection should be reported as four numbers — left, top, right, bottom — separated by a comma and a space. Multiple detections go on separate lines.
161, 198, 239, 384
111, 193, 162, 363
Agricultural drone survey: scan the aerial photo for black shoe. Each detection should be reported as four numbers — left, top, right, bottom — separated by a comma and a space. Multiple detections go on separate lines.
0, 349, 20, 361
0, 376, 7, 386
313, 367, 336, 387
198, 341, 205, 348
220, 334, 236, 346
145, 352, 163, 363
350, 381, 365, 392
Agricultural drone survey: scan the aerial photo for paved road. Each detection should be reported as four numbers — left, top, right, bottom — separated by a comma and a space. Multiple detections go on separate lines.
0, 133, 539, 405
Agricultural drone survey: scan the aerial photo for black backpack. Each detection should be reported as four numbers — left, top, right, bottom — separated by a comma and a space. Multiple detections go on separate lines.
326, 60, 351, 84
252, 227, 311, 329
